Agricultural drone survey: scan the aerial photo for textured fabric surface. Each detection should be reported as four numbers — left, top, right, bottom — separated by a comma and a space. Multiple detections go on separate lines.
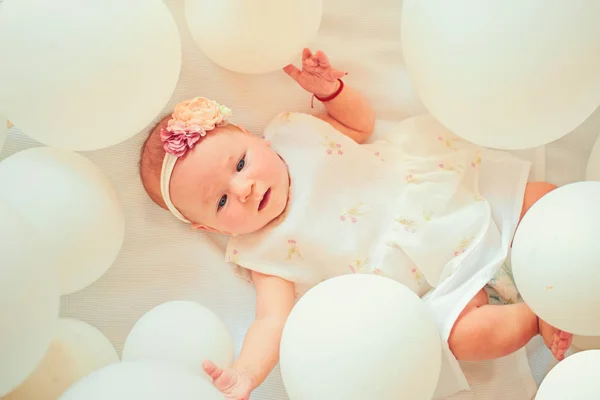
3, 0, 597, 398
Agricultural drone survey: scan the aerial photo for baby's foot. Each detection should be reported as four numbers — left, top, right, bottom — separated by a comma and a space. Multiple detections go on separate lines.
538, 318, 573, 361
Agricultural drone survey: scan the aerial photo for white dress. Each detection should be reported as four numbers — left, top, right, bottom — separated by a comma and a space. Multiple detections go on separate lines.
226, 112, 530, 397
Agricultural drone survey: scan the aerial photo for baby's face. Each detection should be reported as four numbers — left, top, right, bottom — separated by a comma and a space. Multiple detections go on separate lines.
169, 127, 289, 235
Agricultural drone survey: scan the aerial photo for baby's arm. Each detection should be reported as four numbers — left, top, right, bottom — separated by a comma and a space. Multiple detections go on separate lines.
317, 82, 376, 144
204, 271, 295, 398
284, 48, 376, 143
236, 271, 295, 386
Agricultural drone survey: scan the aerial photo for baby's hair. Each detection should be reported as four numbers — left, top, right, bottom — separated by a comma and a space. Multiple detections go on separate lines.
139, 114, 170, 210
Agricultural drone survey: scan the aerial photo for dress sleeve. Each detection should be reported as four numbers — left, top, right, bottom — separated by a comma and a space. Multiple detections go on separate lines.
225, 248, 253, 284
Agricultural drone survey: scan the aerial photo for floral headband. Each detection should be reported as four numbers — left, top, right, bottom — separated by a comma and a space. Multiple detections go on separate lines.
160, 97, 233, 223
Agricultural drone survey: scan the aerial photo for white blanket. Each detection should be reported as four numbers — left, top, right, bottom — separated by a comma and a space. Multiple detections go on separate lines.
2, 0, 599, 398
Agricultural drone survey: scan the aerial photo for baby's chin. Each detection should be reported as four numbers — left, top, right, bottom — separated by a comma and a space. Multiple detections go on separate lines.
230, 197, 288, 235
231, 214, 281, 235
230, 219, 272, 236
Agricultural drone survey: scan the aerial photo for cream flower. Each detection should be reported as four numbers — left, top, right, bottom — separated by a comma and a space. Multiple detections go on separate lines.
161, 97, 233, 157
169, 97, 232, 132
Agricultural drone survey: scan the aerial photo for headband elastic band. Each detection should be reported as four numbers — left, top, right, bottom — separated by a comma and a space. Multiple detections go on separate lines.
160, 153, 190, 223
157, 97, 233, 223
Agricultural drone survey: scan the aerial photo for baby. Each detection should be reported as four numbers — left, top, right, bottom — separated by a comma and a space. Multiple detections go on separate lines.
139, 49, 573, 400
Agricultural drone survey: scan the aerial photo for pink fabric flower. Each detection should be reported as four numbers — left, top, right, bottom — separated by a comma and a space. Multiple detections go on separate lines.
160, 126, 204, 157
160, 97, 233, 157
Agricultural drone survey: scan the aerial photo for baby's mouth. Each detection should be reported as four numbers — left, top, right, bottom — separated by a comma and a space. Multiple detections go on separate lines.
258, 188, 271, 211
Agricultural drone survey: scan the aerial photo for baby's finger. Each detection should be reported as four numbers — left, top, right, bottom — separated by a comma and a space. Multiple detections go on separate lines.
332, 69, 348, 79
315, 50, 330, 67
202, 360, 223, 381
302, 48, 312, 60
283, 64, 302, 81
304, 56, 318, 67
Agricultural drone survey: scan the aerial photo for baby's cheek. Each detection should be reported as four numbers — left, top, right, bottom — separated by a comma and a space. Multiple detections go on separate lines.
262, 151, 285, 179
223, 204, 252, 228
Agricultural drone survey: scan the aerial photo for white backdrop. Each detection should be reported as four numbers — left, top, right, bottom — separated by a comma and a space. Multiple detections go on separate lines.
1, 0, 599, 398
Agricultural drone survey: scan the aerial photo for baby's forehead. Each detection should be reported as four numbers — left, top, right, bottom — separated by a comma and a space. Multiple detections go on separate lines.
172, 129, 242, 190
195, 131, 245, 172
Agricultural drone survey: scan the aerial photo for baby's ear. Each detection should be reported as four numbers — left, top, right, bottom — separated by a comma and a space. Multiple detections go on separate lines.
191, 223, 221, 233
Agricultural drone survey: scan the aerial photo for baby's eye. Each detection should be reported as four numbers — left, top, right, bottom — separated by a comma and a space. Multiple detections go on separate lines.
218, 194, 227, 210
236, 155, 246, 172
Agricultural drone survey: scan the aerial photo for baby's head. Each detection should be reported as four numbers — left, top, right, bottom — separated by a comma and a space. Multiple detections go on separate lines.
139, 97, 289, 235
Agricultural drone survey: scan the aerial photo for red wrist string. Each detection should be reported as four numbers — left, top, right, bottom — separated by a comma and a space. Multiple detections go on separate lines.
311, 79, 344, 108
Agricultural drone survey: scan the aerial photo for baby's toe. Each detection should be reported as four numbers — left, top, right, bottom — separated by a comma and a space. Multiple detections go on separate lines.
538, 319, 573, 361
553, 331, 573, 361
555, 345, 568, 361
559, 330, 574, 344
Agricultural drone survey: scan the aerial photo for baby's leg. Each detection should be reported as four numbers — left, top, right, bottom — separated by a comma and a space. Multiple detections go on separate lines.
520, 181, 557, 220
448, 290, 572, 361
448, 290, 535, 360
448, 182, 573, 361
519, 181, 573, 357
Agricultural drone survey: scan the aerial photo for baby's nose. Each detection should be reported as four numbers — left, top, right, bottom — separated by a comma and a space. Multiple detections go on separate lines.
231, 177, 254, 202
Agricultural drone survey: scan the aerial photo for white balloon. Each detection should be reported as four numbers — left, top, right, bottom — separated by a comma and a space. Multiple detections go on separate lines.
122, 301, 234, 379
401, 1, 600, 150
0, 118, 7, 153
0, 147, 125, 295
585, 134, 600, 181
185, 0, 322, 74
512, 181, 600, 335
0, 201, 60, 396
4, 318, 119, 400
536, 350, 600, 399
0, 0, 181, 151
58, 362, 223, 400
280, 274, 441, 400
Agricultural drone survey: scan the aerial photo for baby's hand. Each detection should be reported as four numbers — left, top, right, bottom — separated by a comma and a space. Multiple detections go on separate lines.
202, 360, 254, 400
284, 48, 347, 98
